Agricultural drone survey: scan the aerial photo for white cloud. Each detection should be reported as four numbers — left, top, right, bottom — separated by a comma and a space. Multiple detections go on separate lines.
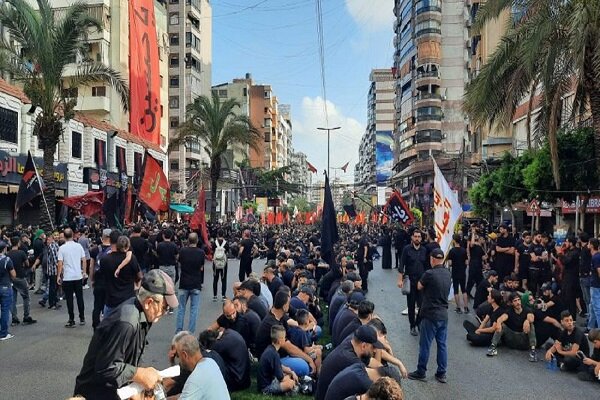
345, 0, 395, 32
292, 96, 363, 183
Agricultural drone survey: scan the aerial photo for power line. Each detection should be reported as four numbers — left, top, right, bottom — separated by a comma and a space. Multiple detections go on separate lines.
315, 0, 329, 125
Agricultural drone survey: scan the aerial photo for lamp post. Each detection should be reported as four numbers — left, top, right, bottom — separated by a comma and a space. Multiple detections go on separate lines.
317, 126, 341, 177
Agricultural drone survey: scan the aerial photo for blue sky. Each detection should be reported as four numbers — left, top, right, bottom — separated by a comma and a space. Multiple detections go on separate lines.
211, 0, 395, 181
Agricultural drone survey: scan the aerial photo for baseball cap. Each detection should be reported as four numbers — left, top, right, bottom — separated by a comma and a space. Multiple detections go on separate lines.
353, 325, 384, 349
348, 291, 366, 305
430, 248, 445, 259
142, 270, 178, 308
488, 232, 498, 240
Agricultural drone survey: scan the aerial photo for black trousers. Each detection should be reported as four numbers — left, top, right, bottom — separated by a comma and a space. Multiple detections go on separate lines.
239, 259, 252, 282
92, 286, 106, 328
395, 249, 402, 269
48, 275, 58, 307
407, 279, 422, 328
213, 265, 227, 297
466, 266, 483, 296
463, 320, 493, 347
359, 262, 369, 292
562, 276, 578, 317
63, 279, 84, 322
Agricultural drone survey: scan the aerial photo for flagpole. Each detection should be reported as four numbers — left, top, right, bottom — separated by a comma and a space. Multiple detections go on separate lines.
30, 152, 55, 231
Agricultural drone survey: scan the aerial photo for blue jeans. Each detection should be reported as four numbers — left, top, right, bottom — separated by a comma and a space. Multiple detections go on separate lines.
281, 356, 310, 377
0, 285, 13, 337
176, 288, 201, 333
580, 277, 591, 313
588, 287, 600, 329
417, 318, 448, 376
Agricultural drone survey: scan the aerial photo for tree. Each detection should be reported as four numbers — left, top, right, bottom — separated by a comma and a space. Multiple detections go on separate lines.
464, 0, 600, 189
287, 196, 313, 213
0, 0, 129, 230
172, 92, 260, 222
253, 165, 301, 198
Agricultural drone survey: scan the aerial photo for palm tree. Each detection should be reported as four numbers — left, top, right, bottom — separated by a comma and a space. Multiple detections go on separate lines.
171, 92, 261, 222
0, 0, 129, 230
463, 0, 600, 189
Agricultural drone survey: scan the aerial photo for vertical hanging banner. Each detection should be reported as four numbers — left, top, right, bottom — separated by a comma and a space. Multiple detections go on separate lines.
129, 0, 161, 145
433, 158, 463, 255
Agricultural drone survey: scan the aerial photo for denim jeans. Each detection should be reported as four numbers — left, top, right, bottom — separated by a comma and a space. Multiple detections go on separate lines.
159, 265, 178, 295
588, 286, 600, 329
417, 318, 448, 376
176, 288, 201, 333
11, 278, 30, 319
0, 285, 12, 337
281, 356, 310, 377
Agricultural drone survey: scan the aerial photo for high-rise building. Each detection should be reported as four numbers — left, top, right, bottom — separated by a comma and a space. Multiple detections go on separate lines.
289, 151, 312, 199
166, 0, 212, 200
357, 69, 395, 194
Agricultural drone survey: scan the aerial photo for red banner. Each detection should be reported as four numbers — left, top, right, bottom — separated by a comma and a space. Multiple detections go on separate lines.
138, 153, 169, 212
190, 186, 212, 259
129, 0, 161, 145
124, 185, 133, 224
61, 191, 104, 217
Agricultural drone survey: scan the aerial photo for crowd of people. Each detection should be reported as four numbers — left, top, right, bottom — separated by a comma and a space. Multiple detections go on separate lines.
2, 216, 600, 399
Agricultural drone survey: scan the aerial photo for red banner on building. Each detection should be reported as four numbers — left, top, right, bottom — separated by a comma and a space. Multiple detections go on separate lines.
190, 186, 212, 259
61, 191, 104, 217
129, 0, 161, 145
138, 152, 169, 213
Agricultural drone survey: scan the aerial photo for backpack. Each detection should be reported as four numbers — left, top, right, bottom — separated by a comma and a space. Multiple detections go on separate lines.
213, 240, 227, 270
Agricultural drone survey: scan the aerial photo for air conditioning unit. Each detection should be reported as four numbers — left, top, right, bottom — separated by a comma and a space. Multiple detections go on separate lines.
466, 39, 471, 48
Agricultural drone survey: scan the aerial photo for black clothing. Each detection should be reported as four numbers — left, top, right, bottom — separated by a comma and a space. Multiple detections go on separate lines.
398, 244, 427, 280
419, 266, 452, 321
74, 298, 150, 400
178, 246, 205, 290
558, 327, 589, 356
102, 253, 141, 308
281, 269, 294, 288
495, 235, 515, 280
580, 246, 592, 276
473, 279, 492, 309
243, 309, 261, 350
505, 307, 530, 332
255, 311, 287, 357
156, 241, 178, 266
257, 345, 284, 392
267, 276, 284, 298
216, 313, 250, 340
93, 244, 112, 288
167, 350, 228, 396
129, 236, 149, 270
211, 329, 251, 391
380, 233, 392, 269
329, 291, 347, 328
7, 249, 28, 278
325, 363, 372, 400
315, 337, 363, 400
331, 307, 358, 347
0, 256, 14, 286
248, 295, 268, 320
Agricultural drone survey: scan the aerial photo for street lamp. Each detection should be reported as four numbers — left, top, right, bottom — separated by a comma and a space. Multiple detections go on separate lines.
317, 126, 341, 177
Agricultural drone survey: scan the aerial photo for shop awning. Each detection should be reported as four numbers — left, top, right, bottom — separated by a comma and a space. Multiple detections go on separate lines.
169, 203, 195, 214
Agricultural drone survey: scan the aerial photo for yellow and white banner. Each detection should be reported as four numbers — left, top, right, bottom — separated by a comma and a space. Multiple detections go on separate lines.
433, 158, 463, 255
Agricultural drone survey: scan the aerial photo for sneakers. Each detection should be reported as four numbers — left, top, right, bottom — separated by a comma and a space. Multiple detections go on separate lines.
455, 308, 463, 314
212, 296, 217, 302
11, 318, 20, 326
79, 319, 86, 326
38, 300, 46, 307
0, 333, 14, 341
48, 305, 61, 310
65, 321, 76, 328
529, 349, 538, 362
407, 371, 427, 381
22, 317, 37, 325
82, 284, 90, 290
464, 307, 470, 314
410, 326, 419, 336
435, 373, 447, 383
486, 345, 498, 357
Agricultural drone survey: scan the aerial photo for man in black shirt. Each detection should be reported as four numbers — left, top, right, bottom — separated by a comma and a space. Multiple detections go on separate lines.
393, 228, 409, 270
238, 279, 268, 320
8, 236, 35, 325
545, 310, 589, 372
325, 364, 402, 400
233, 295, 261, 351
356, 232, 370, 292
156, 229, 179, 304
464, 289, 504, 347
129, 225, 149, 273
90, 229, 112, 329
515, 231, 532, 291
238, 229, 256, 282
176, 233, 205, 333
74, 270, 178, 400
559, 236, 580, 317
263, 264, 284, 298
473, 270, 498, 311
408, 248, 452, 383
207, 328, 251, 391
397, 229, 428, 336
529, 232, 549, 296
448, 234, 468, 314
0, 242, 16, 340
494, 224, 515, 282
102, 236, 142, 313
579, 233, 592, 318
487, 292, 538, 362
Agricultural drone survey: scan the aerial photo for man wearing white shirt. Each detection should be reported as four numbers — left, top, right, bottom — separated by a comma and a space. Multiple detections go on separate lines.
57, 228, 86, 328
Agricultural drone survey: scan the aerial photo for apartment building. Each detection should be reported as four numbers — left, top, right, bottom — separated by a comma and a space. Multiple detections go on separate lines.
166, 0, 212, 200
289, 151, 313, 200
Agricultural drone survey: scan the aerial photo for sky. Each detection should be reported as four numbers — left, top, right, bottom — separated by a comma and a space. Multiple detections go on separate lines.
211, 0, 395, 182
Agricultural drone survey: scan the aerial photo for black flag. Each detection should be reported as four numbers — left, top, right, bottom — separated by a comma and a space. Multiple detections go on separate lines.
15, 151, 42, 212
343, 203, 357, 219
320, 173, 339, 266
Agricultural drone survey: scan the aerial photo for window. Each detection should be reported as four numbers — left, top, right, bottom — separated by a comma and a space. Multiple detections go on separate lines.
170, 161, 179, 170
264, 132, 270, 142
71, 131, 82, 159
243, 88, 248, 97
415, 129, 442, 143
115, 145, 127, 172
169, 96, 179, 109
218, 89, 227, 97
169, 33, 179, 46
170, 0, 179, 3
170, 76, 179, 87
169, 54, 179, 67
416, 0, 442, 14
62, 87, 78, 98
264, 90, 271, 99
91, 86, 106, 97
415, 20, 441, 36
416, 106, 443, 121
94, 138, 107, 168
185, 32, 192, 47
169, 12, 179, 25
0, 107, 18, 144
170, 117, 179, 128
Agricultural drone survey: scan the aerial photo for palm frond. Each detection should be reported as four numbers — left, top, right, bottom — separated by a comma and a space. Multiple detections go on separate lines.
472, 0, 513, 34
70, 62, 129, 112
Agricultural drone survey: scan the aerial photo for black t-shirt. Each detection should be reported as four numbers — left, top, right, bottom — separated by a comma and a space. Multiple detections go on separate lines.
473, 279, 492, 309
356, 236, 369, 263
211, 329, 251, 390
559, 327, 589, 356
156, 241, 178, 266
529, 242, 547, 269
580, 246, 592, 275
240, 238, 255, 261
419, 266, 452, 321
324, 363, 372, 400
332, 307, 359, 347
281, 269, 294, 288
244, 309, 261, 348
217, 313, 250, 339
255, 311, 287, 356
178, 246, 205, 290
267, 276, 284, 297
7, 249, 28, 278
517, 242, 531, 270
0, 256, 14, 286
94, 244, 112, 288
102, 252, 141, 308
257, 344, 284, 392
541, 294, 565, 321
469, 243, 485, 267
505, 307, 530, 332
486, 306, 506, 324
448, 246, 467, 276
248, 295, 268, 320
495, 235, 515, 269
129, 236, 149, 267
315, 337, 363, 400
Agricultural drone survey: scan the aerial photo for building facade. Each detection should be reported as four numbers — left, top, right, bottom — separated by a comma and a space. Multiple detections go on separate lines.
289, 151, 312, 200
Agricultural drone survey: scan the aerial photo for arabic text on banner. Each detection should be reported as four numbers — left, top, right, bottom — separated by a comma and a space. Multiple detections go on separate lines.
433, 159, 462, 255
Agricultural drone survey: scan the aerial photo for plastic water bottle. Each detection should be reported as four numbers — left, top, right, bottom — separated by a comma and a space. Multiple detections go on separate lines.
546, 356, 558, 372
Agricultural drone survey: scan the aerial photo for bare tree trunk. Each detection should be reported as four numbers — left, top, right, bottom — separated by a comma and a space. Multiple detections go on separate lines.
209, 158, 221, 222
40, 142, 57, 231
548, 90, 562, 189
589, 87, 600, 177
526, 80, 538, 150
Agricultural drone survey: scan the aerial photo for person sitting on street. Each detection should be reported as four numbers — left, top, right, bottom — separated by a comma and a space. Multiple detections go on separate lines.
207, 299, 250, 340
532, 283, 563, 347
473, 270, 498, 312
464, 289, 504, 347
487, 292, 538, 362
331, 292, 365, 347
232, 295, 260, 352
257, 324, 298, 395
544, 310, 590, 372
288, 309, 323, 373
324, 363, 402, 400
238, 279, 268, 320
578, 329, 600, 382
337, 300, 375, 344
329, 280, 354, 328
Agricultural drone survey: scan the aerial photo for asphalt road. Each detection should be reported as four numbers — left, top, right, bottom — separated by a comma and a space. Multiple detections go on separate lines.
1, 254, 598, 400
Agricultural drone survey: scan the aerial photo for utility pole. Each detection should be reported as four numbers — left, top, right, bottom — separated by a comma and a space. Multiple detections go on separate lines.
317, 126, 341, 177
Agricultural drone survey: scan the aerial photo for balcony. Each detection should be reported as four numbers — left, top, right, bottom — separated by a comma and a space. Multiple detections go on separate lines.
415, 70, 441, 86
75, 95, 110, 113
415, 92, 442, 107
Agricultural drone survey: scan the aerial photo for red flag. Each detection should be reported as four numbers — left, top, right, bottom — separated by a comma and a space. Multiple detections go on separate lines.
267, 212, 275, 225
124, 185, 133, 225
341, 161, 349, 173
307, 161, 317, 174
138, 152, 170, 213
276, 211, 283, 225
190, 186, 212, 260
61, 191, 104, 217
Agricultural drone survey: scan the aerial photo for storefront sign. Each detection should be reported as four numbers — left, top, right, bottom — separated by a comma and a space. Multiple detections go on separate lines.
68, 181, 89, 197
0, 150, 67, 189
84, 167, 128, 190
561, 197, 600, 214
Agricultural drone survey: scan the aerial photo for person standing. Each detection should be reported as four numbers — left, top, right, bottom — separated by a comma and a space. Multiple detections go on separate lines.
559, 236, 580, 318
579, 233, 592, 320
447, 234, 468, 314
129, 225, 149, 273
157, 229, 179, 313
42, 232, 61, 310
394, 227, 409, 270
8, 236, 36, 325
57, 228, 86, 328
397, 229, 428, 336
0, 241, 15, 341
356, 230, 371, 292
78, 227, 91, 289
212, 229, 228, 301
380, 228, 392, 270
494, 224, 516, 282
238, 229, 256, 282
587, 238, 600, 330
407, 248, 452, 383
177, 233, 205, 333
89, 229, 112, 329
